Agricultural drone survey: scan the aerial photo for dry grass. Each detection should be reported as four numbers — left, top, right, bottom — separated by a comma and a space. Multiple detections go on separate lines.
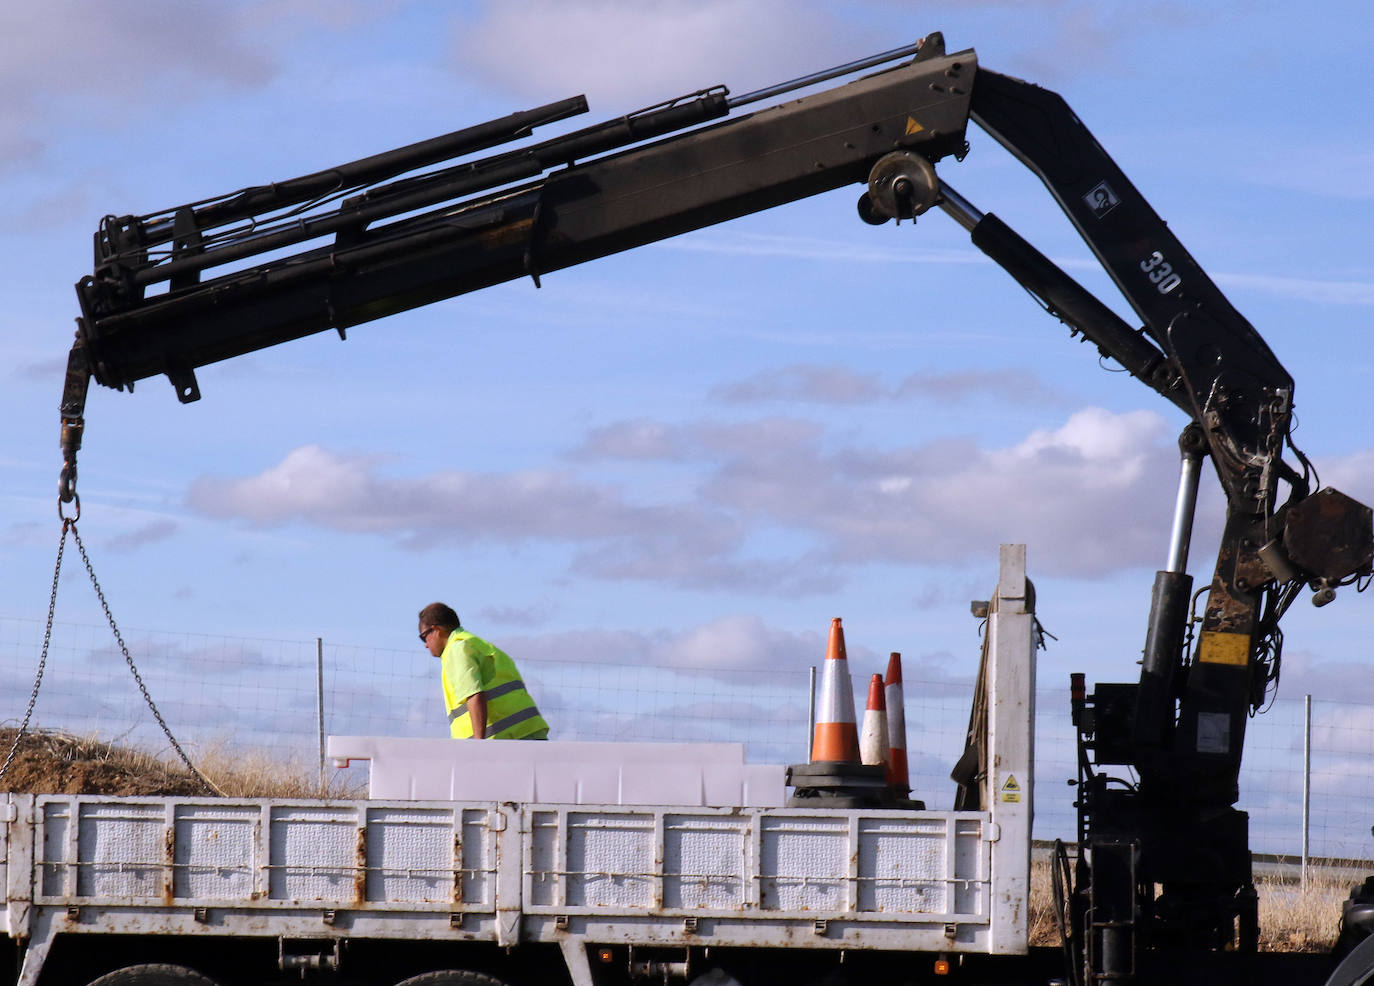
0, 727, 363, 799
1028, 851, 1353, 953
1256, 872, 1350, 952
191, 742, 364, 799
1028, 855, 1066, 948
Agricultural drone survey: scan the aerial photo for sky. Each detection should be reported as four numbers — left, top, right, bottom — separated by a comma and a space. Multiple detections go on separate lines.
2, 2, 1373, 831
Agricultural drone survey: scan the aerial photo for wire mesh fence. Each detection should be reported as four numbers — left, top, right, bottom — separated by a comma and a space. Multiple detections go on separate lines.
1, 613, 1370, 860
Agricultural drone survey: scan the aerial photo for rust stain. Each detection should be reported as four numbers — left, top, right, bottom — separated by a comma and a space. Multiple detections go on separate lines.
453, 831, 464, 905
353, 825, 368, 906
253, 814, 264, 902
163, 825, 176, 905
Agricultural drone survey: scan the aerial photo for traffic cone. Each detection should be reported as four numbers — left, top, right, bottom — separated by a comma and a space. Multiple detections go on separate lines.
859, 674, 890, 770
810, 618, 860, 763
884, 652, 911, 795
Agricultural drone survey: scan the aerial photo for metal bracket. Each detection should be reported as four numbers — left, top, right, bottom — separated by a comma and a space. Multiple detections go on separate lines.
279, 938, 341, 973
523, 195, 545, 288
812, 919, 828, 936
166, 362, 201, 404
321, 909, 337, 926
193, 907, 209, 924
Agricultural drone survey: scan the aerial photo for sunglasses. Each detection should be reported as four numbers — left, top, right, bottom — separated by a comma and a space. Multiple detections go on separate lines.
419, 625, 437, 643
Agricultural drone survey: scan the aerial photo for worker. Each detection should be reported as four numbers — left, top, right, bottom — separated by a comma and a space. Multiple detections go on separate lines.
418, 602, 549, 739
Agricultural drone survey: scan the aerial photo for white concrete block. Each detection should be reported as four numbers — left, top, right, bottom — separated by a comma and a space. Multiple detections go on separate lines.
327, 735, 785, 807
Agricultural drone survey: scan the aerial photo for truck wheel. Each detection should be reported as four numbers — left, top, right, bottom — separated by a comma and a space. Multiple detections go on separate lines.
85, 965, 222, 986
393, 973, 510, 986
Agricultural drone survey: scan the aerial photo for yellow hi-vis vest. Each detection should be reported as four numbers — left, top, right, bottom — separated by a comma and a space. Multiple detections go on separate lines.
440, 630, 549, 739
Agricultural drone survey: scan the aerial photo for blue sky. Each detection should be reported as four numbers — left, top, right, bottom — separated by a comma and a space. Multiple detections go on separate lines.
2, 1, 1373, 787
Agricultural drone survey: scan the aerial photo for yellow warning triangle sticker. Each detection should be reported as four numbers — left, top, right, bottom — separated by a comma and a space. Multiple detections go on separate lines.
905, 116, 924, 135
1001, 775, 1020, 792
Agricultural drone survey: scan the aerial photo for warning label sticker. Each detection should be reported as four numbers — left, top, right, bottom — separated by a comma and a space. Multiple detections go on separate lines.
905, 116, 924, 135
1000, 775, 1021, 804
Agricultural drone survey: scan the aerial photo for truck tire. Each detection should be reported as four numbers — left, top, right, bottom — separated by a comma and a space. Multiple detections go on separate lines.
393, 973, 511, 986
85, 965, 222, 986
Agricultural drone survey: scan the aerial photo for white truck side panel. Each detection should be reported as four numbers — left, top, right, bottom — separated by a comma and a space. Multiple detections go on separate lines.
16, 795, 1000, 944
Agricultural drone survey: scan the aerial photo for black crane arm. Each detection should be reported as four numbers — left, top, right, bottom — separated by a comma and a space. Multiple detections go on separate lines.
67, 40, 974, 404
946, 64, 1371, 979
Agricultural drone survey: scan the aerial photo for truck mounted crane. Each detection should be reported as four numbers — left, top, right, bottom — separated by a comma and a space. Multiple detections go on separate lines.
53, 32, 1374, 986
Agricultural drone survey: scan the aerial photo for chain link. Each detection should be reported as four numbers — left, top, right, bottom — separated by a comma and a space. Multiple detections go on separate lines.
68, 522, 224, 796
0, 521, 69, 782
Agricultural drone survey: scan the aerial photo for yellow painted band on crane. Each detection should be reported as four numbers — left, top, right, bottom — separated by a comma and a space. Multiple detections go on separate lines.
1198, 630, 1250, 666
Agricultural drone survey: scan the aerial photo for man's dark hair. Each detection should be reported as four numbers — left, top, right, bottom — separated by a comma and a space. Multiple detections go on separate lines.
419, 602, 459, 630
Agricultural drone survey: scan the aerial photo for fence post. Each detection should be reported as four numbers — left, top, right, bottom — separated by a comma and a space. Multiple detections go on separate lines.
807, 665, 816, 761
316, 637, 326, 795
1302, 692, 1312, 891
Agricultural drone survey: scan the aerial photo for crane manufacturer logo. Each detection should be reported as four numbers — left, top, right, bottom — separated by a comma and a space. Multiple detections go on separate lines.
1084, 180, 1120, 218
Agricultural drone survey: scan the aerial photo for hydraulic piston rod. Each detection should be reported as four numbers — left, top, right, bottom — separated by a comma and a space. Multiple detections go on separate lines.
1166, 427, 1207, 574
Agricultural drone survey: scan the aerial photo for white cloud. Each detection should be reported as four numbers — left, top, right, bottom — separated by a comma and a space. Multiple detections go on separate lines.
509, 614, 888, 674
188, 405, 1182, 586
1272, 650, 1374, 709
102, 520, 180, 554
188, 443, 725, 542
572, 420, 687, 461
573, 417, 824, 461
656, 613, 802, 669
449, 1, 871, 111
2, 1, 385, 169
703, 364, 1064, 407
1317, 449, 1374, 506
3, 3, 270, 165
570, 541, 840, 594
896, 369, 1065, 405
713, 365, 887, 405
700, 406, 1177, 576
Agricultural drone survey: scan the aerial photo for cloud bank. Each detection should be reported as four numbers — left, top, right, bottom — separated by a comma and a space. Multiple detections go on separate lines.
188, 404, 1180, 586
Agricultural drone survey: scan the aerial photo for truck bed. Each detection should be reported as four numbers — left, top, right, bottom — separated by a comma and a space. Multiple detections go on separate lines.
5, 794, 1014, 955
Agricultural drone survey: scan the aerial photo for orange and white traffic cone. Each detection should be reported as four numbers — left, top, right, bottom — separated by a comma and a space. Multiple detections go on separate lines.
810, 618, 860, 763
884, 652, 911, 796
859, 673, 890, 771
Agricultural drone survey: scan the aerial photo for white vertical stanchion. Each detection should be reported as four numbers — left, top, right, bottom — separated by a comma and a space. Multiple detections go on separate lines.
807, 665, 817, 761
1302, 692, 1312, 891
986, 543, 1036, 953
316, 637, 326, 795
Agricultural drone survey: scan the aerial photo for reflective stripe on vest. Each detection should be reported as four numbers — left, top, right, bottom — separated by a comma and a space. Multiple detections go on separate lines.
448, 679, 528, 721
485, 705, 544, 736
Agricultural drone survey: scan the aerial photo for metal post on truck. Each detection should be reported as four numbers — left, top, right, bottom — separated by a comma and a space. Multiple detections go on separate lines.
985, 543, 1037, 953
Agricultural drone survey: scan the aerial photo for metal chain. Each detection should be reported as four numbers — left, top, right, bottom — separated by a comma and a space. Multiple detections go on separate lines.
0, 521, 69, 782
67, 521, 225, 797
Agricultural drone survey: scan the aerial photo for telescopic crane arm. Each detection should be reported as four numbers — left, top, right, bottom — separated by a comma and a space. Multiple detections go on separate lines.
58, 31, 1373, 981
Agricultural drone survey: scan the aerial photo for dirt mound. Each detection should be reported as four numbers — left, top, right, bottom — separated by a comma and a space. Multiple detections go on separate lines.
0, 727, 207, 796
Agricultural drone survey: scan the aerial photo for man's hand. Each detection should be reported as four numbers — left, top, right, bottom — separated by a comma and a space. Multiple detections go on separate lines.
466, 692, 488, 739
